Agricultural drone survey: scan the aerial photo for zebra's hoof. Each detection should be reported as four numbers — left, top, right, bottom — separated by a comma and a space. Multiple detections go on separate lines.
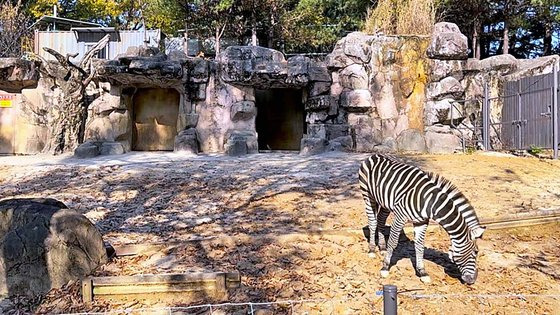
420, 276, 431, 283
380, 270, 389, 278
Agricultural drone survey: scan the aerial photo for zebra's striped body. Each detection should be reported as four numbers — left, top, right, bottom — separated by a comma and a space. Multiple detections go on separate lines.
358, 154, 485, 284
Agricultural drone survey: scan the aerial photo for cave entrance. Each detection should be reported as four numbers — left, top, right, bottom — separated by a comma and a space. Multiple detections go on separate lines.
132, 88, 179, 151
255, 88, 305, 151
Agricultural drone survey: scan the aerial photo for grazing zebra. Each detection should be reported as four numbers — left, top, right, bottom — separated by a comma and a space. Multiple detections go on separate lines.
358, 154, 485, 285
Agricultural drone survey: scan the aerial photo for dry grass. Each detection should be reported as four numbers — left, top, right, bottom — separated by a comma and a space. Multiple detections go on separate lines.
364, 0, 439, 35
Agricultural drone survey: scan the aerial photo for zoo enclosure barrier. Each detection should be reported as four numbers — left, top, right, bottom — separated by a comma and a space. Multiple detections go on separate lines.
61, 286, 560, 314
482, 62, 560, 159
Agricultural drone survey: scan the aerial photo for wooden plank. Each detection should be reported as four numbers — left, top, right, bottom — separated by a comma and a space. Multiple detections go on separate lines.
85, 272, 241, 301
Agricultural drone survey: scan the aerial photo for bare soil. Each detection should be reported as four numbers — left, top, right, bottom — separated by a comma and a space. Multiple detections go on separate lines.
0, 152, 559, 314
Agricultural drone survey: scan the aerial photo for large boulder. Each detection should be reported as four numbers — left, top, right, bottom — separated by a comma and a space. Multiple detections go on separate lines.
424, 99, 465, 126
218, 46, 295, 88
426, 76, 464, 101
0, 198, 107, 297
340, 90, 373, 112
425, 124, 462, 154
427, 22, 468, 60
396, 129, 427, 153
428, 59, 464, 82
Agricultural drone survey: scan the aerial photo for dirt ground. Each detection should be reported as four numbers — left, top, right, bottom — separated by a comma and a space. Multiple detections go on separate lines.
0, 151, 559, 314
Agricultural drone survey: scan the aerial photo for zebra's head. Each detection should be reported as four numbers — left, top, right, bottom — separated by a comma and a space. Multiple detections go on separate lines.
448, 225, 486, 285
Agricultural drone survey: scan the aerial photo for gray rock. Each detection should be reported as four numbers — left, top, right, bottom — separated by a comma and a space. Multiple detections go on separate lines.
100, 141, 125, 155
425, 124, 462, 154
426, 76, 464, 100
308, 64, 331, 82
348, 114, 381, 152
465, 54, 518, 74
225, 130, 258, 154
0, 198, 107, 297
174, 128, 199, 154
230, 101, 256, 121
428, 59, 464, 82
0, 58, 40, 93
325, 39, 357, 69
396, 129, 427, 153
309, 81, 332, 97
74, 142, 100, 158
218, 46, 296, 88
225, 139, 248, 156
306, 111, 329, 124
306, 95, 334, 111
342, 32, 373, 63
424, 99, 464, 125
325, 124, 349, 139
287, 55, 310, 85
188, 58, 209, 83
427, 22, 468, 60
300, 137, 327, 155
340, 90, 372, 112
339, 64, 368, 89
329, 135, 353, 151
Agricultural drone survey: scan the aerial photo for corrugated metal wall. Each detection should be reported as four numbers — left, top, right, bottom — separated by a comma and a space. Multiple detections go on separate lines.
35, 30, 161, 62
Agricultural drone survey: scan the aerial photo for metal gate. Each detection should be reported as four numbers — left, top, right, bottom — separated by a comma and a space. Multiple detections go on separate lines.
483, 64, 559, 159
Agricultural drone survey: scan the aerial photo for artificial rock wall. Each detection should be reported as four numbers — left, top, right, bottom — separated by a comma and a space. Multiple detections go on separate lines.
5, 22, 559, 157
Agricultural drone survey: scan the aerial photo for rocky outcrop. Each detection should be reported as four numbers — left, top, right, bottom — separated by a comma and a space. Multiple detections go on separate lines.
0, 58, 40, 93
326, 32, 429, 153
0, 198, 107, 297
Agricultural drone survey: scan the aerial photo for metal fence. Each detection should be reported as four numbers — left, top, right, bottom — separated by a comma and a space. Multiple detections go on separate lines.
61, 286, 560, 314
483, 63, 560, 159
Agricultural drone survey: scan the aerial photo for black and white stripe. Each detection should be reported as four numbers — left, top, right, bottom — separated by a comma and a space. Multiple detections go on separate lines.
358, 154, 485, 285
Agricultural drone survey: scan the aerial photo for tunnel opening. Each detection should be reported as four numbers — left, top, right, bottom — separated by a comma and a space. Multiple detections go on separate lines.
255, 88, 305, 151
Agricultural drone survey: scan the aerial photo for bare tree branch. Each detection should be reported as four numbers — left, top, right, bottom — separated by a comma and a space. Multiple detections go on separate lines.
79, 34, 110, 70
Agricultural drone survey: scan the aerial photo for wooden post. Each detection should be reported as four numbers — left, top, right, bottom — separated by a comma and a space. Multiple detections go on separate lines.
82, 278, 93, 302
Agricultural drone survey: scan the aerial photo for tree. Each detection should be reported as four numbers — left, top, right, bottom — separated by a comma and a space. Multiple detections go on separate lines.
32, 35, 110, 154
364, 0, 440, 35
28, 0, 122, 26
0, 0, 32, 58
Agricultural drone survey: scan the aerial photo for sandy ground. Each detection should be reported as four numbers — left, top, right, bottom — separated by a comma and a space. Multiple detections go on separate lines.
0, 151, 559, 313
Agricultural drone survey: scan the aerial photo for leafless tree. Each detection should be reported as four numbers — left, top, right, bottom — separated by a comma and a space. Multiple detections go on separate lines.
33, 35, 110, 155
0, 0, 32, 58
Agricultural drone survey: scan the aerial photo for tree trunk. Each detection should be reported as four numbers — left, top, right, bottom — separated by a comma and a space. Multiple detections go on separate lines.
37, 35, 110, 155
183, 20, 189, 55
251, 25, 257, 46
544, 22, 552, 55
473, 19, 481, 59
503, 20, 509, 55
215, 25, 221, 55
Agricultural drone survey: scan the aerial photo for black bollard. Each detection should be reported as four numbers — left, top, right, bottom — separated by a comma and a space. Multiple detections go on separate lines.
383, 284, 398, 315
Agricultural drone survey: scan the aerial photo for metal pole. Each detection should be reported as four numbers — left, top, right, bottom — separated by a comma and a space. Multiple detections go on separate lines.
483, 81, 490, 150
383, 284, 397, 315
553, 62, 559, 159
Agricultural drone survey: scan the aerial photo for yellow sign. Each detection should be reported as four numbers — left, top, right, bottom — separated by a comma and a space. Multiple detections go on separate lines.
0, 94, 14, 108
0, 99, 12, 108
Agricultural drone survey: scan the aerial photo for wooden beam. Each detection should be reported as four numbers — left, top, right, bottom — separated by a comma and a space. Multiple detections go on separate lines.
82, 272, 240, 302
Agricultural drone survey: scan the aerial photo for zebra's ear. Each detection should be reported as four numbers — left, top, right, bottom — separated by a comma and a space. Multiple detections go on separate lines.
470, 226, 486, 240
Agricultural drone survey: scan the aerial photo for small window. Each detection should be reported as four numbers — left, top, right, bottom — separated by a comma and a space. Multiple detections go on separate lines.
85, 43, 107, 59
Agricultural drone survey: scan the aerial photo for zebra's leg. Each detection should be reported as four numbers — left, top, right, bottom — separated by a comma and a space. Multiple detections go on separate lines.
380, 214, 406, 278
362, 193, 379, 258
413, 222, 431, 283
377, 208, 390, 253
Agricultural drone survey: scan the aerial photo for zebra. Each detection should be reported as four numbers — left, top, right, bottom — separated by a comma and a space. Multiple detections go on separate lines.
358, 154, 485, 285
